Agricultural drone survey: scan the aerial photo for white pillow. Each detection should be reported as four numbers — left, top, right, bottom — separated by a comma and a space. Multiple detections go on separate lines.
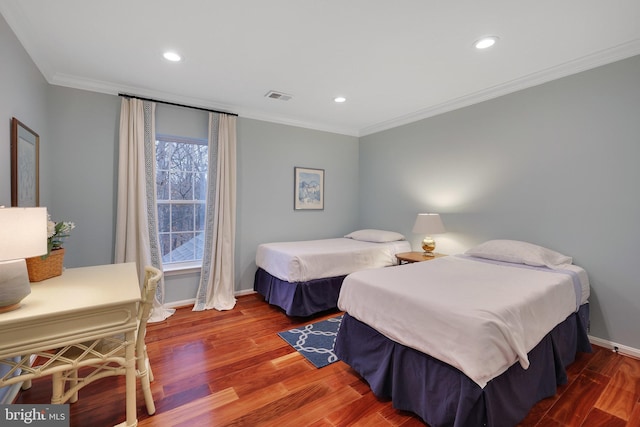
344, 229, 405, 243
465, 239, 572, 268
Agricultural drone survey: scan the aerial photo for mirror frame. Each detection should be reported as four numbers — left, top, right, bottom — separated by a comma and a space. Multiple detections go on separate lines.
10, 117, 40, 207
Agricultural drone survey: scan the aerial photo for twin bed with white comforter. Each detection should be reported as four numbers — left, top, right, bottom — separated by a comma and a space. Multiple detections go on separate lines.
254, 229, 411, 316
335, 240, 592, 427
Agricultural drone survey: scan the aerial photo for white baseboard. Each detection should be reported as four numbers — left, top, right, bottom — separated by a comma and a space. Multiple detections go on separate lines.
164, 290, 257, 310
165, 298, 195, 309
235, 289, 257, 297
589, 335, 640, 359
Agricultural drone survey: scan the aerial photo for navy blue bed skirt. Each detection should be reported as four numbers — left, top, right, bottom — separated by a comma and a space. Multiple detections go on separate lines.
253, 268, 345, 317
335, 304, 591, 427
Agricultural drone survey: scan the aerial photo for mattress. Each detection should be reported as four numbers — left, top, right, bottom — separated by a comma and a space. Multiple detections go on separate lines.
255, 237, 411, 282
337, 255, 590, 388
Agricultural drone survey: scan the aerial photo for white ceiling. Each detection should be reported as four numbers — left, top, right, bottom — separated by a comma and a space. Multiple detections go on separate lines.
2, 1, 640, 137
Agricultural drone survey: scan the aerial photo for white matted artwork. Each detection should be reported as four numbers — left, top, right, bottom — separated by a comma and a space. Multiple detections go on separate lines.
294, 167, 324, 210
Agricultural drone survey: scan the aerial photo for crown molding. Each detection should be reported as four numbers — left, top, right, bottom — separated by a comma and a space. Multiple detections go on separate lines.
48, 73, 359, 137
237, 109, 359, 137
5, 0, 638, 140
45, 36, 640, 138
359, 39, 640, 137
35, 37, 640, 139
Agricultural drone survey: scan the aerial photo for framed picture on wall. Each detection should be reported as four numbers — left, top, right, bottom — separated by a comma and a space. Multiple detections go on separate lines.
294, 167, 324, 210
10, 117, 40, 207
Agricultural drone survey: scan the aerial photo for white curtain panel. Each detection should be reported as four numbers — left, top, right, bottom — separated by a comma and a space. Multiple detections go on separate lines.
115, 98, 174, 322
194, 113, 237, 311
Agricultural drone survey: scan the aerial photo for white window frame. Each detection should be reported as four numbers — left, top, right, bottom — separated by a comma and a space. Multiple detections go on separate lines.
155, 134, 208, 272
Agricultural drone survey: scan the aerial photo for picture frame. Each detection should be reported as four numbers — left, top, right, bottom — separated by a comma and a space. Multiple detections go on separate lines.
294, 167, 324, 210
10, 117, 40, 207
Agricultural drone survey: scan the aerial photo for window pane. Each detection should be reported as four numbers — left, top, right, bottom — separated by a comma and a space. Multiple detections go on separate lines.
194, 172, 207, 200
159, 234, 171, 260
157, 204, 170, 233
171, 232, 195, 262
157, 170, 169, 200
196, 203, 206, 231
171, 204, 194, 232
194, 145, 208, 172
156, 134, 209, 265
171, 143, 193, 171
155, 140, 171, 170
170, 171, 193, 200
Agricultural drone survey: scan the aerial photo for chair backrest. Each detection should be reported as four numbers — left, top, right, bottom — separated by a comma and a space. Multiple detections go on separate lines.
139, 266, 162, 320
135, 266, 162, 354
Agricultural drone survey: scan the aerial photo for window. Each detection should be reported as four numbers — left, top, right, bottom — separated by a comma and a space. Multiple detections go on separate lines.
155, 134, 208, 267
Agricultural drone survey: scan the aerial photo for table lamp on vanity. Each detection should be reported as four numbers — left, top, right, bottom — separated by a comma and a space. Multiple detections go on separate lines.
0, 207, 48, 313
412, 213, 446, 257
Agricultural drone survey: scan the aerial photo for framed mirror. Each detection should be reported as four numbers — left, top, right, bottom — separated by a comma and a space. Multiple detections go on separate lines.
10, 117, 40, 207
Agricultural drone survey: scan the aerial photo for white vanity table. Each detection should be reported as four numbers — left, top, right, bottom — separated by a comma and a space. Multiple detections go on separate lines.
0, 262, 141, 427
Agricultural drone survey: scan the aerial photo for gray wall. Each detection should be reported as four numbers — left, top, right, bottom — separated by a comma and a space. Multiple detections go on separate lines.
46, 86, 121, 267
156, 103, 208, 139
236, 119, 360, 291
0, 13, 49, 207
0, 11, 50, 405
360, 55, 640, 350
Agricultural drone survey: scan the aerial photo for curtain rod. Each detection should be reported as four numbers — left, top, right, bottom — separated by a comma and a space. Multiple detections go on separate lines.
118, 93, 238, 117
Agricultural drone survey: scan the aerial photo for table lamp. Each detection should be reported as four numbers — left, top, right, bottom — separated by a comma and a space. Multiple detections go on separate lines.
0, 207, 48, 313
412, 213, 446, 257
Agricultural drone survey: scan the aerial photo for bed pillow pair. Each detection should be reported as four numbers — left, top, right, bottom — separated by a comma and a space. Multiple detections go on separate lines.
465, 239, 572, 268
344, 229, 406, 243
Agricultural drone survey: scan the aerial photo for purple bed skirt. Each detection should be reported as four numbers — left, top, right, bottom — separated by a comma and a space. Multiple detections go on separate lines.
335, 303, 591, 427
253, 268, 345, 316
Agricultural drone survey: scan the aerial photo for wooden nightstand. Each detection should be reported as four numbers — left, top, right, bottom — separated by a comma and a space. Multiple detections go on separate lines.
395, 251, 446, 265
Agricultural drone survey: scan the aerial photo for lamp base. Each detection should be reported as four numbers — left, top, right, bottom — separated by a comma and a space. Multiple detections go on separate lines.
0, 259, 32, 313
0, 302, 21, 313
421, 236, 436, 257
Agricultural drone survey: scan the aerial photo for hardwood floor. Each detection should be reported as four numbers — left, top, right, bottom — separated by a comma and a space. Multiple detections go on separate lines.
13, 293, 640, 426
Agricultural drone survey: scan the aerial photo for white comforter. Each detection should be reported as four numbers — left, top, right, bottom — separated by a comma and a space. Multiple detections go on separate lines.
337, 255, 590, 388
256, 238, 411, 282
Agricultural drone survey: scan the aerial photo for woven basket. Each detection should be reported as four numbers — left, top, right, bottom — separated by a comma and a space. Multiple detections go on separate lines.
25, 248, 65, 282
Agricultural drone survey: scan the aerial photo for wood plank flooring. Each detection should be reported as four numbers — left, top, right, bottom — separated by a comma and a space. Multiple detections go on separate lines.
13, 293, 640, 426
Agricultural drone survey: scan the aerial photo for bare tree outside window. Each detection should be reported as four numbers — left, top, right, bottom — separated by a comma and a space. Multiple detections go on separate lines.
156, 135, 208, 265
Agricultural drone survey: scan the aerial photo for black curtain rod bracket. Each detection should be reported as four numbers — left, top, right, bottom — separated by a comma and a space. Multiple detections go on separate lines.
118, 93, 238, 117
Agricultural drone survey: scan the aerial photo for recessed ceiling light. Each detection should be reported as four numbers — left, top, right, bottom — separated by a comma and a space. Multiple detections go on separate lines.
334, 96, 346, 103
163, 51, 182, 62
474, 36, 498, 50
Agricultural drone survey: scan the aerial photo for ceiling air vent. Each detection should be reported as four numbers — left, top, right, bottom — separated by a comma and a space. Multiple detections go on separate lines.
265, 90, 293, 101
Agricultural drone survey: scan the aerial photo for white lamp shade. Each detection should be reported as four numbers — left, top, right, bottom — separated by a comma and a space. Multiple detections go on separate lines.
0, 207, 48, 261
412, 213, 446, 235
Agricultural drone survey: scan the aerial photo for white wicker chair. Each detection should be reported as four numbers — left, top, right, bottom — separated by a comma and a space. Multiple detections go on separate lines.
49, 266, 162, 415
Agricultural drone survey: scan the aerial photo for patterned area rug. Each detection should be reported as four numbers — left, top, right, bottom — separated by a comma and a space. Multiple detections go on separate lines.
278, 314, 343, 368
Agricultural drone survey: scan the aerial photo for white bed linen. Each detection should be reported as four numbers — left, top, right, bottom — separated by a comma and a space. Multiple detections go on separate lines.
256, 238, 411, 282
337, 255, 590, 388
